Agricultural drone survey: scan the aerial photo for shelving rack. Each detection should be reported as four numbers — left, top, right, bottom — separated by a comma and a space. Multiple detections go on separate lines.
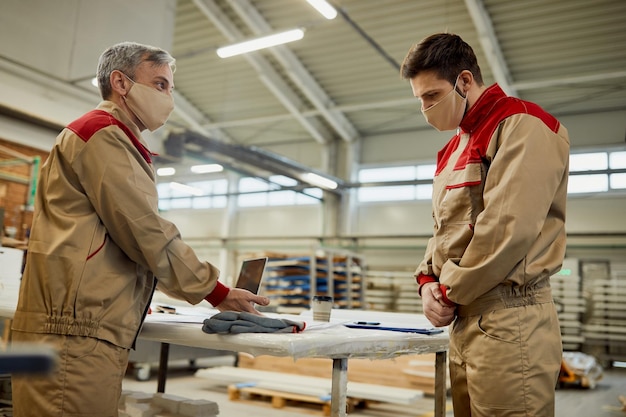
262, 250, 365, 312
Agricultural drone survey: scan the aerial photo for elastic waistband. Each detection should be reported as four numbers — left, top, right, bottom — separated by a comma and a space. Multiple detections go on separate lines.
457, 281, 553, 317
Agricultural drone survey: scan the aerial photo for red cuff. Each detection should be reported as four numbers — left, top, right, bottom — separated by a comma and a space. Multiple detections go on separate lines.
416, 273, 437, 296
204, 281, 230, 307
439, 284, 456, 306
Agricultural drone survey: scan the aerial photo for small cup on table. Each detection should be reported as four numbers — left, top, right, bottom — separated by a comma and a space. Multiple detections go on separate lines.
311, 295, 333, 322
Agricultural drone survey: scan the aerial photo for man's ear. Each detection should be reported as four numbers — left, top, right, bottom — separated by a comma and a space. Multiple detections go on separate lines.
110, 70, 130, 96
458, 70, 473, 93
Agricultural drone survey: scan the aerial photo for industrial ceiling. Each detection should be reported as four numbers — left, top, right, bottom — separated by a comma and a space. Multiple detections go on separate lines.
165, 0, 626, 145
1, 0, 626, 189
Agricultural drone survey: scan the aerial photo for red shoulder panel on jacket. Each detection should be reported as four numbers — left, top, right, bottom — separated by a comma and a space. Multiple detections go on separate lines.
448, 85, 560, 174
67, 110, 154, 164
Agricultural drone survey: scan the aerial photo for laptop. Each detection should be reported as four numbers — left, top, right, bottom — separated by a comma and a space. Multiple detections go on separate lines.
235, 257, 268, 294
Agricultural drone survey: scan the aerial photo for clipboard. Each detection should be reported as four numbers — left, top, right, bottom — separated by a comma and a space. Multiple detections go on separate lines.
344, 322, 444, 335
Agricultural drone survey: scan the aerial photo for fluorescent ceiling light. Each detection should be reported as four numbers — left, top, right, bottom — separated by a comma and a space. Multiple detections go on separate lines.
302, 172, 337, 190
169, 182, 204, 196
156, 167, 176, 176
217, 28, 305, 58
306, 0, 337, 19
190, 164, 223, 174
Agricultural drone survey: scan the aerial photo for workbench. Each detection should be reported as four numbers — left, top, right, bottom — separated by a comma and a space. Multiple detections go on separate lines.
0, 278, 449, 417
141, 308, 449, 417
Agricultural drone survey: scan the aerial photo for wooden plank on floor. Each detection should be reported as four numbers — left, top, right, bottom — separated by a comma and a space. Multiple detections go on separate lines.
196, 366, 424, 405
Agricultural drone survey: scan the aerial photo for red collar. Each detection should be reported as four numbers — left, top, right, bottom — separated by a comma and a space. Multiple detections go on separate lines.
459, 84, 508, 134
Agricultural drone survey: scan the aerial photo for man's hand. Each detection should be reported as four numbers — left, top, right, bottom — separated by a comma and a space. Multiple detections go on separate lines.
216, 288, 270, 316
421, 282, 456, 327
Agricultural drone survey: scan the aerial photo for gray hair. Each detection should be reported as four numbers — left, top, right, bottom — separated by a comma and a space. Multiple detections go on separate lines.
96, 41, 176, 99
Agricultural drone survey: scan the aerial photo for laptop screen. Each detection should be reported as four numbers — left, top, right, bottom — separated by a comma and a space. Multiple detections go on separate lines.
235, 257, 268, 294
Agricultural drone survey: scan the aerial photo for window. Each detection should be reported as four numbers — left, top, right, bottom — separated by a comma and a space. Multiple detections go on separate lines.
567, 174, 609, 194
157, 175, 322, 210
609, 152, 626, 169
569, 153, 607, 172
568, 149, 625, 195
157, 179, 228, 210
237, 177, 321, 207
358, 185, 415, 202
358, 166, 416, 183
356, 148, 626, 203
157, 148, 626, 209
609, 173, 626, 189
357, 163, 436, 202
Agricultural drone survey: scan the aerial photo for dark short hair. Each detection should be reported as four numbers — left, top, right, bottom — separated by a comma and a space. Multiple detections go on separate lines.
400, 33, 483, 86
96, 41, 176, 100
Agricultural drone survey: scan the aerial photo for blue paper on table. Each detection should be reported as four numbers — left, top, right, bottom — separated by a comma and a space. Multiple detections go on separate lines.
344, 322, 444, 335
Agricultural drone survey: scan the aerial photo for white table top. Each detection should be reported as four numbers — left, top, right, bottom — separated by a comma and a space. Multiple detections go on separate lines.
140, 307, 448, 360
0, 288, 449, 361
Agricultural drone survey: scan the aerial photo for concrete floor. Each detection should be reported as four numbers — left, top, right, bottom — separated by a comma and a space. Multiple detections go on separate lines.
122, 357, 626, 417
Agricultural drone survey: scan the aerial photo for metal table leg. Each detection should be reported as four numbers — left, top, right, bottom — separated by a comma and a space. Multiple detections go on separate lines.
434, 350, 447, 417
157, 342, 170, 393
330, 357, 348, 417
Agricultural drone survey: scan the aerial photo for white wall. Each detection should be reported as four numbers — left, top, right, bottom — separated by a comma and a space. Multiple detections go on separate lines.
359, 110, 626, 167
0, 0, 175, 127
353, 201, 433, 236
559, 110, 626, 148
0, 115, 58, 152
566, 197, 626, 234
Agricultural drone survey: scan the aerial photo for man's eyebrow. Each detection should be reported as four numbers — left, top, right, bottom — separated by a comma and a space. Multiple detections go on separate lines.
417, 89, 438, 100
423, 87, 440, 96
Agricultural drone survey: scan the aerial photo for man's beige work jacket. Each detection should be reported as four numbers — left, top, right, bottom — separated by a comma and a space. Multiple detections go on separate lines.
416, 84, 570, 308
12, 101, 221, 349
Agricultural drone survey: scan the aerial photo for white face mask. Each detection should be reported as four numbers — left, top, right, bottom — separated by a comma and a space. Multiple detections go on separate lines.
421, 76, 467, 131
123, 75, 174, 132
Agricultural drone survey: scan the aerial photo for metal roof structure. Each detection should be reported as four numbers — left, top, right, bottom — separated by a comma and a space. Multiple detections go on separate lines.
165, 0, 626, 145
1, 0, 625, 189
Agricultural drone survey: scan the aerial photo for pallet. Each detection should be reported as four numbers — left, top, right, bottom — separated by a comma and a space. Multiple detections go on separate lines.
228, 383, 359, 416
197, 366, 425, 405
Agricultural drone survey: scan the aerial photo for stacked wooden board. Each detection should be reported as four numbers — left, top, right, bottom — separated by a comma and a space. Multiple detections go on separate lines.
195, 352, 448, 411
196, 365, 426, 415
581, 261, 626, 365
262, 253, 364, 311
363, 270, 396, 311
394, 272, 424, 314
363, 270, 423, 314
551, 258, 586, 351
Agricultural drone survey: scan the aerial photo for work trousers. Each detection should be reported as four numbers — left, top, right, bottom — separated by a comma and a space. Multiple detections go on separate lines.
449, 301, 562, 417
11, 330, 129, 417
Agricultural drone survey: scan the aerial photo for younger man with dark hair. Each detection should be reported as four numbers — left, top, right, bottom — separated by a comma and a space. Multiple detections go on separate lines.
401, 33, 569, 416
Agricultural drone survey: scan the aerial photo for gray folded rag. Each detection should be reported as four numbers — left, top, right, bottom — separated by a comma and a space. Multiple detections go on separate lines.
202, 311, 306, 334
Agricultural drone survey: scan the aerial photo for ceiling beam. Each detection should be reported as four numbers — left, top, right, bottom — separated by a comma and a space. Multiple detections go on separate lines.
229, 0, 359, 143
169, 130, 344, 194
464, 0, 517, 97
511, 70, 626, 91
193, 0, 333, 145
